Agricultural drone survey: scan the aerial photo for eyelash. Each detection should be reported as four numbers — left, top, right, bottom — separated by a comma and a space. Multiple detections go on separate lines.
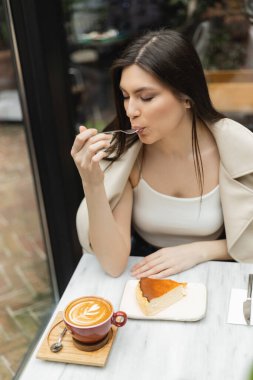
122, 96, 154, 102
141, 97, 153, 102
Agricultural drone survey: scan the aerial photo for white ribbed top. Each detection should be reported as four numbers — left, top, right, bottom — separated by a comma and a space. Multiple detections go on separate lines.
132, 178, 224, 247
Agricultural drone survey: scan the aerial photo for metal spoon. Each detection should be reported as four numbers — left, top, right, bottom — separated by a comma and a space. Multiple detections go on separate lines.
50, 327, 67, 353
104, 129, 139, 135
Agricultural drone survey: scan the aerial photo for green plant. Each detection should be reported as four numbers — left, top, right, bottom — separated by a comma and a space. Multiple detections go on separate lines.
248, 364, 253, 380
201, 27, 247, 70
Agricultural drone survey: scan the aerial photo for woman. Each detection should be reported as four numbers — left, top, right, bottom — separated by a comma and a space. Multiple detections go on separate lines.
71, 29, 253, 278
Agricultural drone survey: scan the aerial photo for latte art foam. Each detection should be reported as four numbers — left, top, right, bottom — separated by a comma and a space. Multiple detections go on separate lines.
65, 297, 112, 327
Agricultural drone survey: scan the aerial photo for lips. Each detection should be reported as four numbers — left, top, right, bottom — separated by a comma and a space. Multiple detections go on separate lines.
132, 127, 145, 134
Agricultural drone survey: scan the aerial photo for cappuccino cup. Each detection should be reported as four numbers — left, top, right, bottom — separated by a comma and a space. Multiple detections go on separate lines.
63, 296, 127, 344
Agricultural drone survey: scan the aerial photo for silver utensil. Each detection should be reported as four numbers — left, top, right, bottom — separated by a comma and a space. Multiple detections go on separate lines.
104, 129, 138, 135
243, 274, 253, 325
50, 327, 67, 352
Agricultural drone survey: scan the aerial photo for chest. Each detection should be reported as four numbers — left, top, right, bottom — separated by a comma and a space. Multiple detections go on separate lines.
132, 178, 224, 247
141, 151, 220, 198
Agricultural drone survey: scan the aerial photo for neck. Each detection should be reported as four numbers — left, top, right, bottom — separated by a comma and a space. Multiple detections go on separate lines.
147, 115, 204, 159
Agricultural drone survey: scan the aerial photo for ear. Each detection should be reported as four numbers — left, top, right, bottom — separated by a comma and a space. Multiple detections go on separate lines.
184, 99, 191, 109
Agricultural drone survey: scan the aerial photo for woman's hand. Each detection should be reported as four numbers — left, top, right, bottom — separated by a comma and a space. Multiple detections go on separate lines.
71, 126, 112, 187
130, 243, 203, 278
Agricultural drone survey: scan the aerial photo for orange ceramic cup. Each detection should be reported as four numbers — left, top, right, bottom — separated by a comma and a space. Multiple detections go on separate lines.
63, 296, 127, 344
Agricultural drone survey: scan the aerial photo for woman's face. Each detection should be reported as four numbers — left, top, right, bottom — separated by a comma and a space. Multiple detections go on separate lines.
120, 64, 191, 144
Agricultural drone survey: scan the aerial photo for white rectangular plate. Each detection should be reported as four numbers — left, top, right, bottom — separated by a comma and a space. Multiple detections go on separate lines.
120, 280, 207, 322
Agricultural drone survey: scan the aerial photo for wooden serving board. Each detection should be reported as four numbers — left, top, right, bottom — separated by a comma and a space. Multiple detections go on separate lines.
36, 312, 117, 367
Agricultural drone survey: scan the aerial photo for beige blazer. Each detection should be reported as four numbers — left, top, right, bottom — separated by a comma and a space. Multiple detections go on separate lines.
76, 118, 253, 262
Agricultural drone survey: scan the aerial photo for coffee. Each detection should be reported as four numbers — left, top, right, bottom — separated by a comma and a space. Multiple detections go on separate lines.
64, 296, 127, 344
65, 296, 113, 327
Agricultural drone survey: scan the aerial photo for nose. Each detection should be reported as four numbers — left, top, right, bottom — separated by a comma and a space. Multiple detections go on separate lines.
125, 98, 140, 119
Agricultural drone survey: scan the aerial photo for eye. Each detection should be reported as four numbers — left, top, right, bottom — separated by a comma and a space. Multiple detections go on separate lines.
141, 96, 154, 102
121, 92, 129, 101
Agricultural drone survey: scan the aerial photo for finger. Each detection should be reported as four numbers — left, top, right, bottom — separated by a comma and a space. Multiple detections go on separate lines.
131, 252, 161, 272
149, 267, 178, 278
87, 141, 111, 164
90, 133, 112, 142
79, 125, 87, 133
133, 262, 167, 278
71, 128, 97, 155
89, 139, 111, 153
89, 134, 112, 146
131, 257, 164, 277
131, 259, 151, 273
91, 150, 108, 163
131, 261, 155, 275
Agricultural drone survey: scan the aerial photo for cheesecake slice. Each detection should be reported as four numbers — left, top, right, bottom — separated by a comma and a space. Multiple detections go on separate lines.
136, 277, 187, 316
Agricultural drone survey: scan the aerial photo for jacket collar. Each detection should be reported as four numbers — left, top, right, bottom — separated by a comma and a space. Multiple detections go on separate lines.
208, 118, 253, 178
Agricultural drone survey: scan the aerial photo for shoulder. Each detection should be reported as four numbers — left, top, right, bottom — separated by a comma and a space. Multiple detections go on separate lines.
209, 118, 253, 177
210, 118, 253, 141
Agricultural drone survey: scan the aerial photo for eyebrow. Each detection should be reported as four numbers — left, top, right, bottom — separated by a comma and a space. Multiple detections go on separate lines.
119, 86, 157, 94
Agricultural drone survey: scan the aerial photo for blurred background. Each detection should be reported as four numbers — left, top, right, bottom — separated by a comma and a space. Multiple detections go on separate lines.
0, 0, 253, 379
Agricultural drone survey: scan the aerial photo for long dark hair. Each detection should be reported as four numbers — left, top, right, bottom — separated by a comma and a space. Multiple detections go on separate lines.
104, 29, 224, 195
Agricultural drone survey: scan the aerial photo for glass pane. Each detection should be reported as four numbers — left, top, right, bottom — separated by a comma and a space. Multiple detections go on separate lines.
61, 0, 253, 133
190, 0, 253, 129
0, 2, 55, 379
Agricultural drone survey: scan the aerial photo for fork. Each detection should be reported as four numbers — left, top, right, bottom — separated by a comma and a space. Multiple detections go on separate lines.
103, 129, 138, 135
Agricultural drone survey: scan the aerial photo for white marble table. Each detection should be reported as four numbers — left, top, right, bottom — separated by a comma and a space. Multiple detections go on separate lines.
19, 254, 253, 380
